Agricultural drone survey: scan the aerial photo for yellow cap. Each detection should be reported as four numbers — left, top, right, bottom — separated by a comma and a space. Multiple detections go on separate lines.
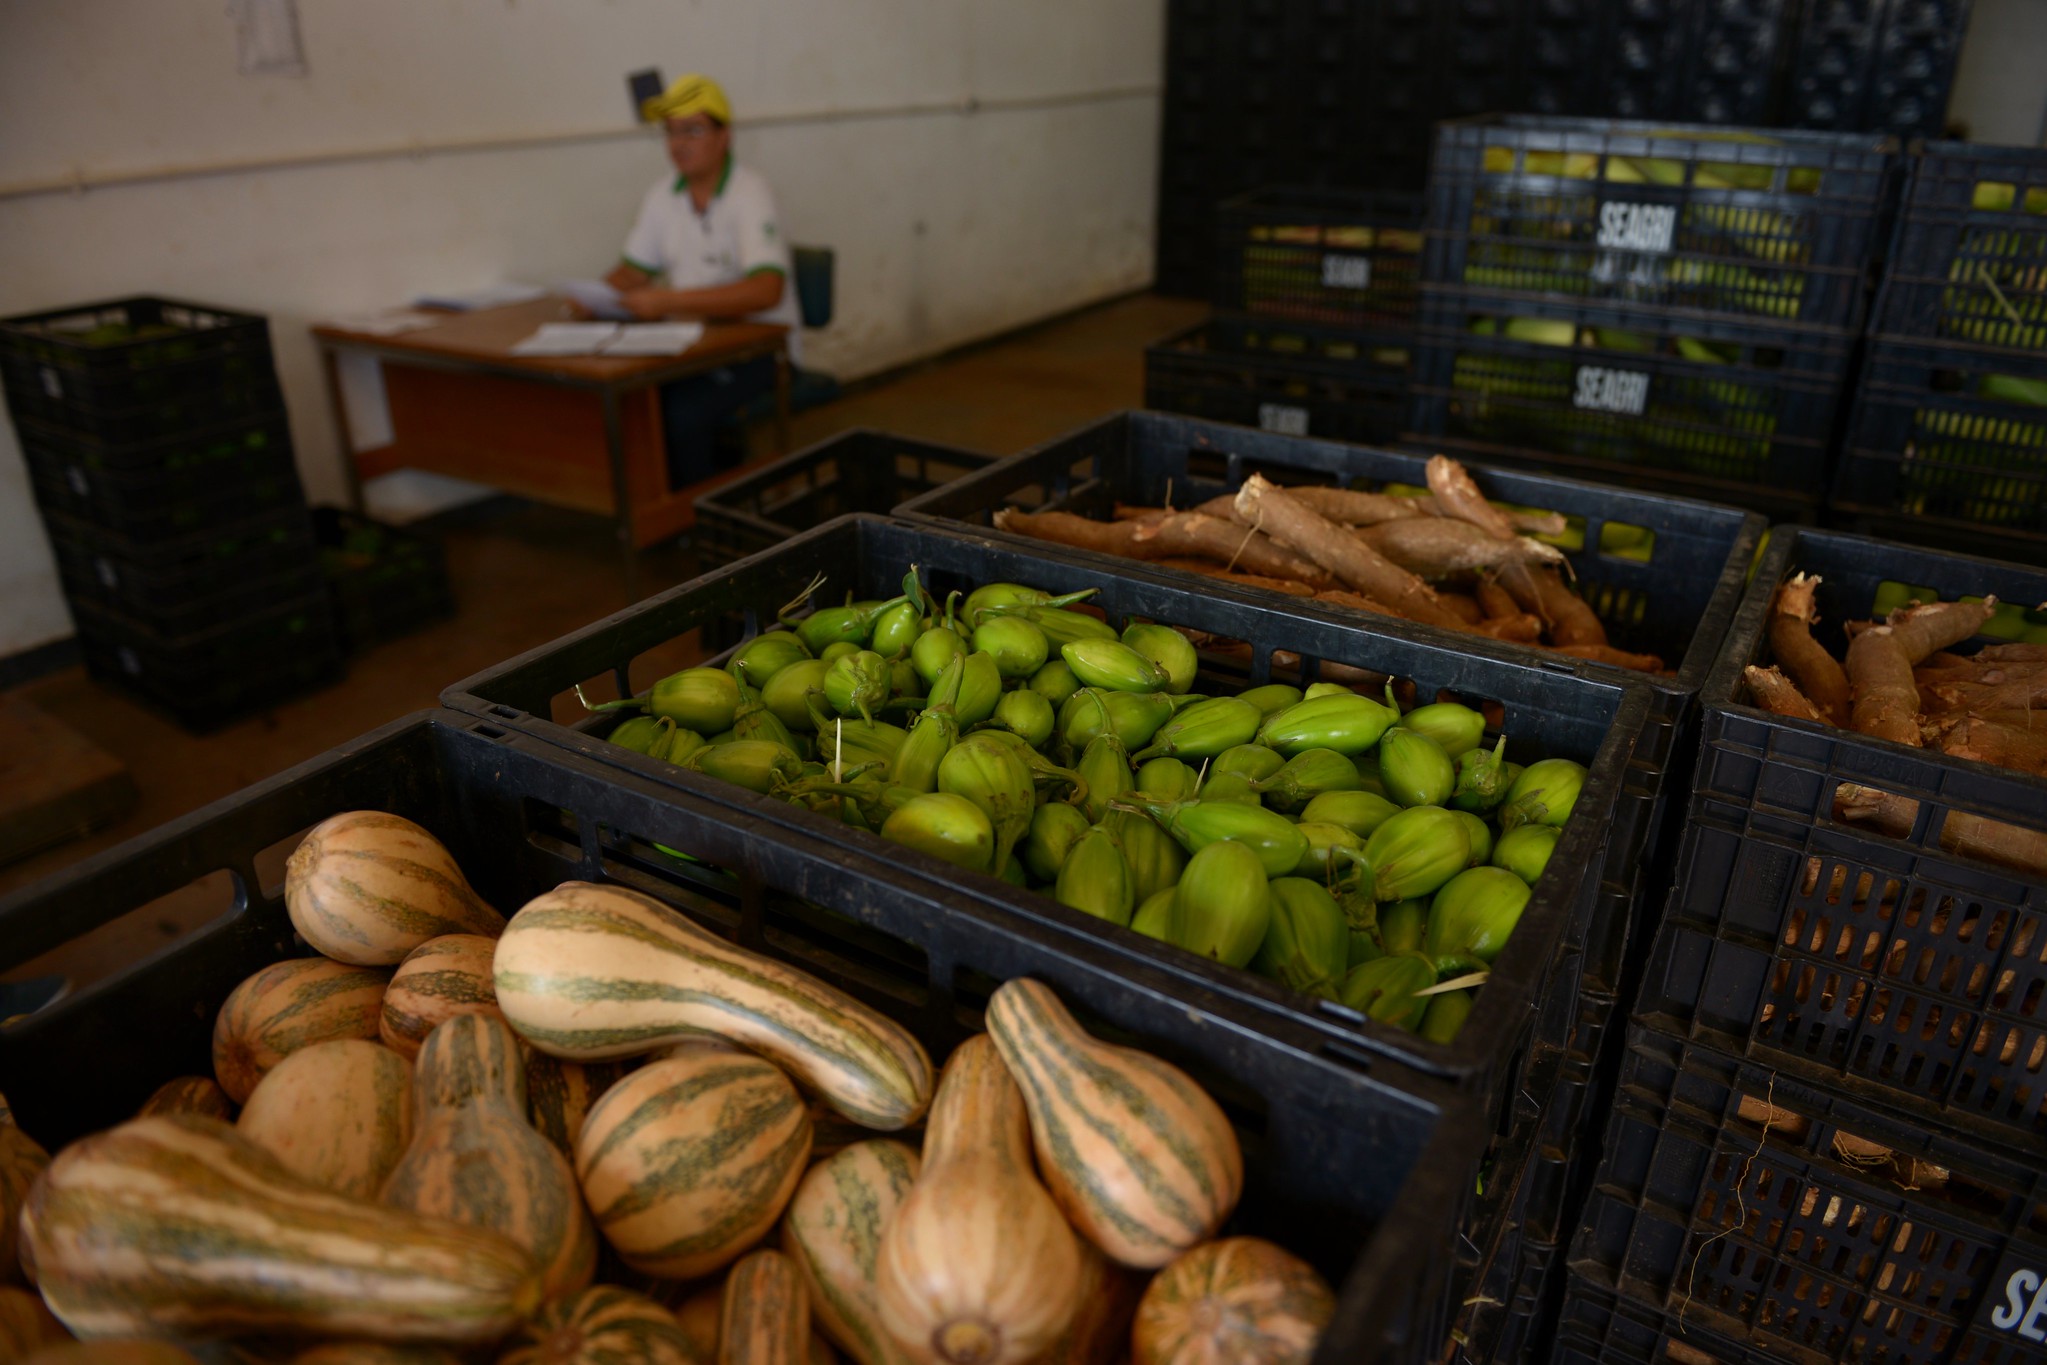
643, 73, 732, 126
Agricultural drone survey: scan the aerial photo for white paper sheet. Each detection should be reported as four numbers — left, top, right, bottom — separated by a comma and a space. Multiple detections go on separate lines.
560, 279, 636, 322
601, 322, 705, 356
414, 281, 549, 312
510, 323, 621, 356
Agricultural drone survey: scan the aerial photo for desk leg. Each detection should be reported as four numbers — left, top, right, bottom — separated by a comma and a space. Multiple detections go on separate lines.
601, 388, 639, 605
774, 349, 792, 455
319, 347, 368, 513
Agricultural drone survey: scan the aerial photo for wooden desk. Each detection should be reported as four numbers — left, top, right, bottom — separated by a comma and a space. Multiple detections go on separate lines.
311, 299, 790, 600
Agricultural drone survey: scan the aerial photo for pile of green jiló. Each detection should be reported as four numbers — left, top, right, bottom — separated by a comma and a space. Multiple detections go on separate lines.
583, 568, 1588, 1043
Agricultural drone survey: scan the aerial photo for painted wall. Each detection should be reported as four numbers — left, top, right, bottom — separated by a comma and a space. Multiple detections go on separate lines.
1949, 0, 2047, 146
0, 0, 1164, 655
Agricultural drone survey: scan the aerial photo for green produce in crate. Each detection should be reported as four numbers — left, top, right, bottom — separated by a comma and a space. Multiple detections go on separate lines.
596, 566, 1596, 1050
583, 666, 740, 735
1491, 825, 1561, 885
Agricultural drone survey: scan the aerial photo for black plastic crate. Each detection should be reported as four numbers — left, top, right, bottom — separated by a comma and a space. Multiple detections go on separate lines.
1874, 140, 2047, 353
1409, 286, 1859, 517
1144, 323, 1411, 445
1555, 1271, 1782, 1365
1645, 526, 2047, 1154
1569, 1023, 2047, 1364
1, 349, 283, 447
1784, 0, 1973, 140
0, 295, 272, 378
1593, 0, 1796, 127
41, 507, 324, 636
0, 709, 1488, 1365
313, 507, 455, 654
18, 414, 304, 543
1422, 114, 1898, 330
693, 430, 995, 572
1830, 338, 2047, 557
1214, 186, 1428, 327
71, 591, 342, 732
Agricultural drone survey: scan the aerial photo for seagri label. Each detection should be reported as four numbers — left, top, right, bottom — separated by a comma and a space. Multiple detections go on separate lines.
1597, 201, 1677, 254
1573, 366, 1650, 416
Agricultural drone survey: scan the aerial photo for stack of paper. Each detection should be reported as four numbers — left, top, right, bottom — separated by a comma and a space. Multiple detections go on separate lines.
324, 310, 441, 336
415, 281, 549, 312
603, 322, 705, 355
560, 279, 635, 321
511, 323, 620, 356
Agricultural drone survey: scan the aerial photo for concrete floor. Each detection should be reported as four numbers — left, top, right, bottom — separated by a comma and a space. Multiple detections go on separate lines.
0, 291, 1205, 906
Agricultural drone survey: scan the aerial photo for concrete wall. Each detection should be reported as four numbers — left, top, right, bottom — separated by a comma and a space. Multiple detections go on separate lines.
1949, 0, 2047, 146
0, 0, 1164, 655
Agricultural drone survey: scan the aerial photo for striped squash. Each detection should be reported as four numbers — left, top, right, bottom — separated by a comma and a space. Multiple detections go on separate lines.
237, 1039, 413, 1199
286, 813, 504, 967
212, 958, 391, 1104
381, 1018, 596, 1305
0, 1094, 50, 1284
575, 1050, 811, 1281
1024, 1240, 1144, 1365
719, 1250, 809, 1365
875, 1036, 1082, 1365
781, 1141, 919, 1365
984, 979, 1242, 1269
136, 1076, 236, 1122
494, 883, 933, 1130
286, 1347, 465, 1364
498, 1284, 705, 1365
0, 1283, 68, 1356
379, 935, 502, 1060
18, 1345, 199, 1364
22, 1115, 538, 1343
521, 1053, 635, 1159
1132, 1238, 1334, 1365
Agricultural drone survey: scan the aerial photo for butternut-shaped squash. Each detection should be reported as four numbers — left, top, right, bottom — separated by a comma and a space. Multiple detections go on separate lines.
1022, 1240, 1143, 1365
719, 1250, 809, 1365
0, 1094, 50, 1285
576, 1049, 810, 1281
522, 1053, 635, 1159
136, 1077, 235, 1122
983, 979, 1241, 1269
379, 936, 501, 1060
0, 1283, 68, 1357
237, 1039, 413, 1199
493, 883, 932, 1129
498, 1284, 705, 1365
1132, 1238, 1334, 1365
875, 1036, 1083, 1365
212, 958, 390, 1104
381, 1017, 596, 1304
286, 813, 503, 966
781, 1141, 920, 1365
23, 1115, 538, 1343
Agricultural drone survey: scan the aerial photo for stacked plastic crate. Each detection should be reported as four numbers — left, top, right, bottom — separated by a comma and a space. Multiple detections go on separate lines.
1, 297, 338, 728
1832, 141, 2047, 562
1146, 187, 1426, 447
1558, 526, 2047, 1365
1408, 115, 1900, 522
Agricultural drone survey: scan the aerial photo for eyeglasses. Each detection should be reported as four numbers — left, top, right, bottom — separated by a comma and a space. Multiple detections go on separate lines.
665, 121, 720, 142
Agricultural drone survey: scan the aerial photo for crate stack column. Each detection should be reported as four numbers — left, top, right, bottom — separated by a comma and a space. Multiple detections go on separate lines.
1557, 528, 2047, 1365
1832, 140, 2047, 560
1409, 115, 1898, 523
0, 297, 339, 730
1145, 187, 1426, 446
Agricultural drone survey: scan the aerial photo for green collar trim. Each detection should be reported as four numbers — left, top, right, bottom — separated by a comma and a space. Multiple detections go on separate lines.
674, 152, 735, 199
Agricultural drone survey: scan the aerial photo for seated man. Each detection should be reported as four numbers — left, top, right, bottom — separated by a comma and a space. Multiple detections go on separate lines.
605, 74, 800, 491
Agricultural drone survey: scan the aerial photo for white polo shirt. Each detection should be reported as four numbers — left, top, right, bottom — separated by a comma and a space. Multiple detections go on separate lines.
621, 155, 802, 363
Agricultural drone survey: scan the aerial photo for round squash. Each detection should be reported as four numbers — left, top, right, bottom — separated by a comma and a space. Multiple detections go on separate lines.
212, 957, 391, 1104
382, 1018, 596, 1305
0, 1283, 68, 1356
1132, 1238, 1335, 1365
286, 813, 504, 966
0, 1094, 51, 1284
671, 1284, 722, 1362
521, 1053, 636, 1159
876, 1036, 1082, 1365
575, 1050, 812, 1281
781, 1140, 919, 1365
238, 1039, 413, 1198
380, 935, 502, 1060
136, 1076, 235, 1122
287, 1347, 465, 1364
498, 1284, 702, 1365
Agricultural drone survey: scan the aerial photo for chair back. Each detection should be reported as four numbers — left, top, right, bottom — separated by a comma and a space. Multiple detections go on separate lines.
792, 246, 834, 328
